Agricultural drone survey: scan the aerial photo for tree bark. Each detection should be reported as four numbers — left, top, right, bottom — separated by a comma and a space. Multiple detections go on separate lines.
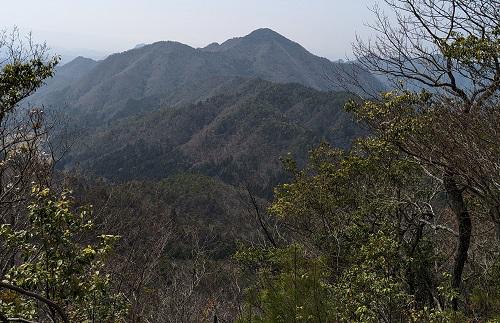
490, 206, 500, 241
443, 175, 472, 311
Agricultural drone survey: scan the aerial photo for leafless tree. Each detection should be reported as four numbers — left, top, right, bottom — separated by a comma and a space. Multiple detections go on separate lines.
354, 0, 499, 110
351, 0, 499, 310
0, 28, 59, 275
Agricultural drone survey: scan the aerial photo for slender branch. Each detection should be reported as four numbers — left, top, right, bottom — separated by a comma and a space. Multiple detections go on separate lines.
0, 281, 69, 323
419, 218, 458, 236
6, 318, 40, 323
246, 187, 277, 248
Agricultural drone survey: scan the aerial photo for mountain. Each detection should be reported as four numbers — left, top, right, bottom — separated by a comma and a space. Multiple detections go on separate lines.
35, 56, 98, 97
28, 28, 379, 196
31, 28, 383, 125
49, 47, 108, 65
60, 79, 361, 195
201, 28, 353, 90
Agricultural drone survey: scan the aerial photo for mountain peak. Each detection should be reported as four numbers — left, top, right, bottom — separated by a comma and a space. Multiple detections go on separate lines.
246, 28, 285, 40
72, 56, 95, 63
62, 56, 96, 67
203, 28, 295, 53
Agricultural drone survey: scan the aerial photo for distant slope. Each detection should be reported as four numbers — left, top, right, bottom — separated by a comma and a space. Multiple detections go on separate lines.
32, 28, 383, 125
61, 79, 362, 195
71, 173, 260, 259
34, 56, 98, 97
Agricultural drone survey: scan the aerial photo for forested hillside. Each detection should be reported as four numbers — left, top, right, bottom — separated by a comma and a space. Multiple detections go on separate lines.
30, 30, 371, 201
61, 80, 360, 195
0, 0, 499, 322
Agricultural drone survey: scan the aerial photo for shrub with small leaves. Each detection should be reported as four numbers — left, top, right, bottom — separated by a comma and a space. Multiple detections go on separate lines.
0, 185, 127, 322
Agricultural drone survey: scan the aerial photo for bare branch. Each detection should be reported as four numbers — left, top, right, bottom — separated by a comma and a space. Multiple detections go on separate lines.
0, 281, 69, 323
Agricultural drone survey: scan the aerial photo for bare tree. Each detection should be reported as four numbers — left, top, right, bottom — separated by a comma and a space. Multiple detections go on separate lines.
0, 29, 65, 323
354, 0, 499, 110
350, 0, 499, 310
0, 28, 59, 275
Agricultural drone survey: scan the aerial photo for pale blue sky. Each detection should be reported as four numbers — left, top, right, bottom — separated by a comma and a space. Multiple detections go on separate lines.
3, 0, 381, 60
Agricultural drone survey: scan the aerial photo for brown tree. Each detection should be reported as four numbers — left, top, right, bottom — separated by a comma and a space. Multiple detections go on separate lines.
351, 0, 499, 310
0, 28, 59, 275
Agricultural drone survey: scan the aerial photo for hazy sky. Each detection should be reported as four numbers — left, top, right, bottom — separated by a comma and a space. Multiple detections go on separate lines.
3, 0, 381, 61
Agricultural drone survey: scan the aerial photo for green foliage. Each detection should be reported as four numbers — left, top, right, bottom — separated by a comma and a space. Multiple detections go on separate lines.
0, 57, 58, 114
331, 230, 410, 322
0, 186, 127, 322
236, 245, 334, 323
345, 91, 433, 143
238, 138, 454, 321
469, 255, 500, 320
441, 30, 500, 65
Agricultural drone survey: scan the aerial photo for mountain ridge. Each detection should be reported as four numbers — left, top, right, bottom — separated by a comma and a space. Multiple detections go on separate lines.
31, 28, 376, 196
60, 79, 362, 196
32, 28, 383, 125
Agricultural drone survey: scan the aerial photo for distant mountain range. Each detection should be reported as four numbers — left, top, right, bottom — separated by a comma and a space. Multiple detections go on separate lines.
33, 29, 382, 122
32, 28, 380, 195
49, 47, 108, 65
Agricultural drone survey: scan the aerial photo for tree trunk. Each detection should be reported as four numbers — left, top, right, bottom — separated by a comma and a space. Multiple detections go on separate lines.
443, 174, 471, 311
490, 206, 500, 241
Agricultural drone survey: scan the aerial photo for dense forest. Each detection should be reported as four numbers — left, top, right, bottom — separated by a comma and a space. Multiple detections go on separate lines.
0, 0, 499, 322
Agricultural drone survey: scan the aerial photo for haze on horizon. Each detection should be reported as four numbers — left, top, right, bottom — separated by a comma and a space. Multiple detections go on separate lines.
2, 0, 382, 62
